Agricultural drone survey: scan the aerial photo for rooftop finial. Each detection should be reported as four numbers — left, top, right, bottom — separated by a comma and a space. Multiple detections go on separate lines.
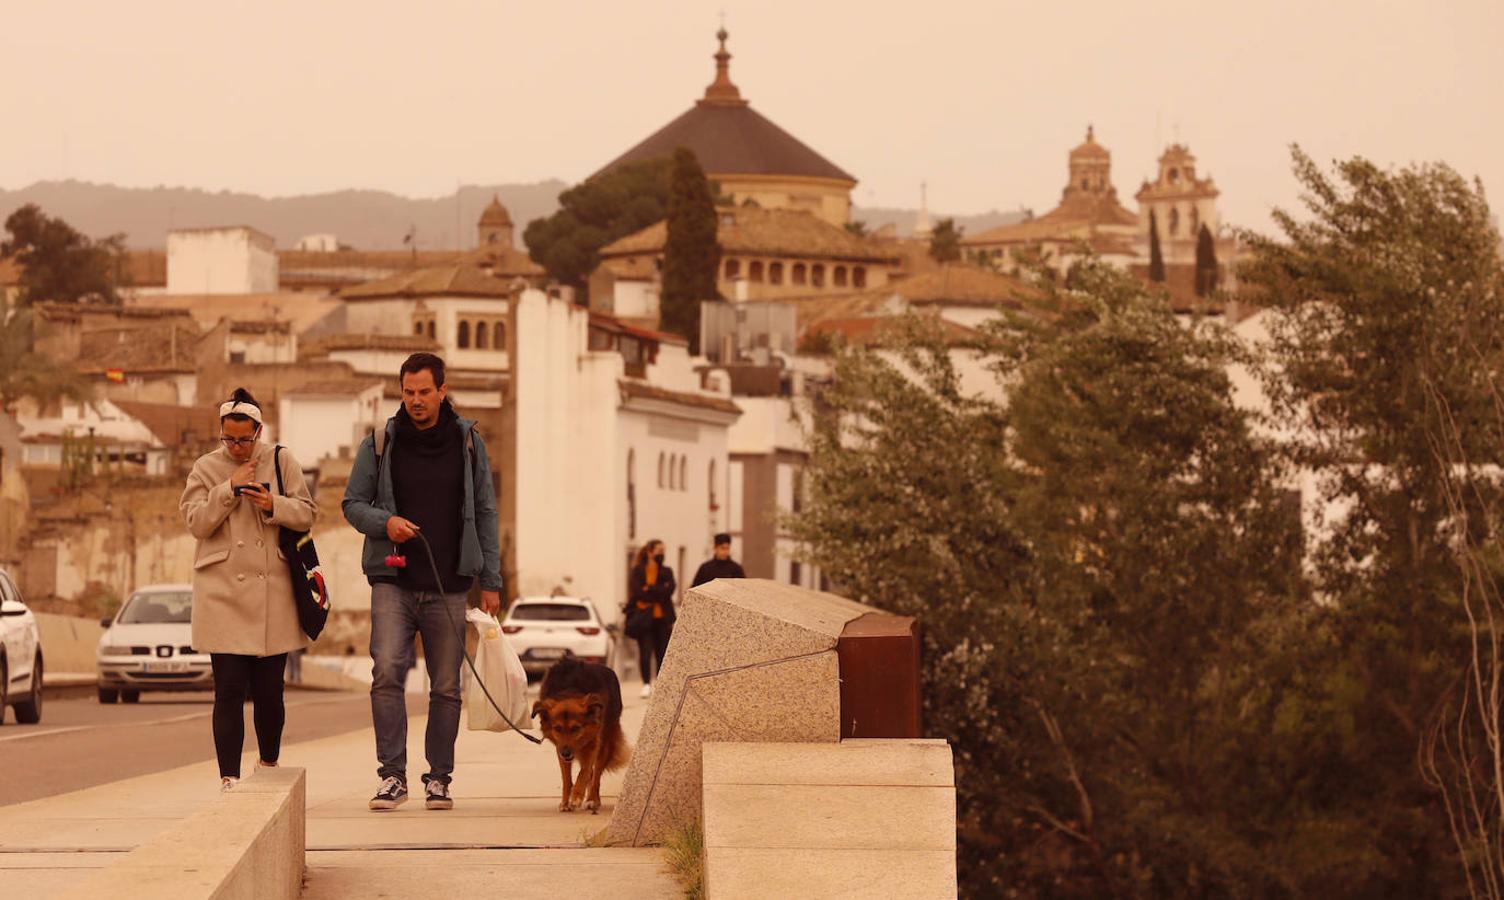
701, 25, 747, 106
1087, 124, 1095, 142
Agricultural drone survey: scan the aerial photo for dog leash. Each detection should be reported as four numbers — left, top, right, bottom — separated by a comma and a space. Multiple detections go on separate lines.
393, 532, 543, 744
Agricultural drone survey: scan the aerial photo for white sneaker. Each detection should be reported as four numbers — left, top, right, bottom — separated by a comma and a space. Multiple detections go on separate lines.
220, 777, 239, 793
640, 684, 653, 699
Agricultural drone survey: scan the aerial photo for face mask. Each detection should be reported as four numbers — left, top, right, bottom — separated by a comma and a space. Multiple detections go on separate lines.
653, 553, 665, 565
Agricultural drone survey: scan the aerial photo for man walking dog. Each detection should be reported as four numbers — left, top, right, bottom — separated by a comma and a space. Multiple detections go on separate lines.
343, 352, 503, 811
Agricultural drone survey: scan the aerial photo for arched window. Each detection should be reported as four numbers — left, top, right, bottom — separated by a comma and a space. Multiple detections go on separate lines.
679, 456, 688, 492
834, 266, 848, 288
769, 262, 784, 286
708, 459, 718, 511
792, 263, 807, 286
413, 322, 425, 336
427, 321, 436, 340
658, 452, 665, 488
476, 322, 489, 349
811, 264, 825, 288
724, 259, 740, 279
1189, 207, 1200, 236
458, 320, 471, 348
493, 321, 505, 349
852, 266, 867, 289
1168, 207, 1180, 236
749, 260, 764, 283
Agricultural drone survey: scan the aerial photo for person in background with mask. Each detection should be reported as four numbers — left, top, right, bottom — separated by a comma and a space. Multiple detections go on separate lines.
626, 539, 676, 698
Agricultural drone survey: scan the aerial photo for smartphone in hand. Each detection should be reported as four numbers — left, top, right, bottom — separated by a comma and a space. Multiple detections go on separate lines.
233, 482, 272, 496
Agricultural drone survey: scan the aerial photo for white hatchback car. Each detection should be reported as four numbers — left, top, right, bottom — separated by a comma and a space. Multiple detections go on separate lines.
501, 596, 616, 678
97, 584, 212, 703
0, 567, 43, 725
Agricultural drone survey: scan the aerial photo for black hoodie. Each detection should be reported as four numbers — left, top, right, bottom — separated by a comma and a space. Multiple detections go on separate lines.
390, 401, 472, 594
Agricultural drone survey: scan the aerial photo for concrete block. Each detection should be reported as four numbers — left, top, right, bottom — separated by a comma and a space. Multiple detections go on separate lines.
54, 767, 306, 900
701, 741, 958, 899
604, 579, 881, 847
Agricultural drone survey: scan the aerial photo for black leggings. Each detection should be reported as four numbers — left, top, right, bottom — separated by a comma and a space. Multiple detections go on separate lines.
210, 653, 287, 778
636, 619, 673, 684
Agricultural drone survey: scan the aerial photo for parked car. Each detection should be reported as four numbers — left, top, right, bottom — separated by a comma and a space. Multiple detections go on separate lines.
0, 567, 43, 724
97, 584, 211, 703
501, 596, 615, 678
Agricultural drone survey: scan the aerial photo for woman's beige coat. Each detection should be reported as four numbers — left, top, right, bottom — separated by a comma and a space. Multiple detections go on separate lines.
180, 442, 317, 657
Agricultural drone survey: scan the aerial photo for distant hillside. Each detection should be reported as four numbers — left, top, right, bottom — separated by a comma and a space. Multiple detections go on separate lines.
0, 180, 1030, 250
852, 205, 1033, 239
0, 180, 570, 251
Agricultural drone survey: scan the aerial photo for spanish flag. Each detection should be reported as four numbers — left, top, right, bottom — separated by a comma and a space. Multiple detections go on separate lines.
105, 369, 125, 383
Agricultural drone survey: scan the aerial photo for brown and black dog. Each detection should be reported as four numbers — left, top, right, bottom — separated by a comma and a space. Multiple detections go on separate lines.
533, 656, 630, 813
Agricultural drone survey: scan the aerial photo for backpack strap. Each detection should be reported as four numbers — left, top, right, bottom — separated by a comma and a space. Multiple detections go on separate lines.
373, 426, 387, 461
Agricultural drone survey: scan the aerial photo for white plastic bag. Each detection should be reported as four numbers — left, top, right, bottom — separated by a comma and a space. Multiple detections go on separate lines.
465, 607, 531, 732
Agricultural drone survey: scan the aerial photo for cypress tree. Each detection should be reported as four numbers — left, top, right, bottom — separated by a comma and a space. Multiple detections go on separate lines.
1148, 209, 1166, 283
661, 147, 721, 353
1194, 223, 1218, 297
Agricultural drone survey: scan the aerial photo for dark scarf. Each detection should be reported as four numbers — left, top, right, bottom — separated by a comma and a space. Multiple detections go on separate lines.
390, 400, 471, 594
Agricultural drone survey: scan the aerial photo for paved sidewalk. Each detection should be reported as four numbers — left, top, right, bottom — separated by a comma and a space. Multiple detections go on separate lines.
0, 683, 680, 898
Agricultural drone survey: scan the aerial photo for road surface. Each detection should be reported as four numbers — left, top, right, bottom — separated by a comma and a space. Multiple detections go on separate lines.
0, 689, 422, 806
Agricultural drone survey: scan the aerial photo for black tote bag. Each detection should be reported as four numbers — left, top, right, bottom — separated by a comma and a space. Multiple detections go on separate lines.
273, 445, 330, 640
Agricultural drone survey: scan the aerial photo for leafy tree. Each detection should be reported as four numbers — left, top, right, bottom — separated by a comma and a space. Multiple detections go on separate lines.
1, 205, 127, 305
0, 295, 89, 412
789, 260, 1360, 896
1240, 147, 1504, 894
1194, 222, 1218, 297
928, 217, 962, 263
1148, 208, 1166, 282
660, 147, 720, 352
523, 158, 673, 300
844, 220, 869, 237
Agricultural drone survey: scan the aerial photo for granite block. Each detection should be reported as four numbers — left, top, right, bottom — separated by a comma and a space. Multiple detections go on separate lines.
604, 579, 880, 847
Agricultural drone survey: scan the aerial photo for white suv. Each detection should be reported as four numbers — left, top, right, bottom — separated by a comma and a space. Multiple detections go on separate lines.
96, 585, 212, 703
501, 596, 616, 678
0, 567, 44, 725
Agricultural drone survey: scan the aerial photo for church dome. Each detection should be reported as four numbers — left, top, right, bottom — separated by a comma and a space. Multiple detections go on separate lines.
1070, 126, 1111, 161
479, 195, 512, 228
592, 30, 855, 184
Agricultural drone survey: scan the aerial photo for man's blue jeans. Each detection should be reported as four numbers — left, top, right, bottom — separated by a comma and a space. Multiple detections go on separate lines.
370, 583, 467, 786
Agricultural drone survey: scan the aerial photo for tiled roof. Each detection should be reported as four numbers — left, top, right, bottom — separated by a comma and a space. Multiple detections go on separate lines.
125, 292, 342, 335
340, 265, 514, 300
594, 102, 854, 184
601, 207, 899, 263
774, 264, 1040, 331
0, 250, 166, 289
303, 332, 441, 354
589, 311, 688, 347
964, 193, 1139, 246
618, 379, 741, 416
807, 314, 986, 348
111, 401, 220, 448
77, 322, 200, 374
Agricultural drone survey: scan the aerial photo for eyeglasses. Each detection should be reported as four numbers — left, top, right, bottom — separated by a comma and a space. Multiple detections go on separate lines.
220, 435, 259, 448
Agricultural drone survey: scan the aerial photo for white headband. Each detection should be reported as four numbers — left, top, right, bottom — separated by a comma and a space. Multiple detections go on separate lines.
218, 400, 263, 425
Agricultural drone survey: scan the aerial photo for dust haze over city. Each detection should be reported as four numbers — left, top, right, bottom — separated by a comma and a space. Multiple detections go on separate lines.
0, 0, 1499, 236
4, 2, 1504, 898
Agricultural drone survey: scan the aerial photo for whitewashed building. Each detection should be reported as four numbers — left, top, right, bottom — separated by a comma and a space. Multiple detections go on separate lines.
165, 226, 279, 295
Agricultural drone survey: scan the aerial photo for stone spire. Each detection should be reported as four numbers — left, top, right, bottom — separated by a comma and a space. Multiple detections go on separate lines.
914, 181, 933, 239
699, 28, 748, 107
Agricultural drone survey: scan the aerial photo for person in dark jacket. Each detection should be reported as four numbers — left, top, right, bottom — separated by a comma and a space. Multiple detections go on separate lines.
691, 533, 745, 587
342, 353, 502, 814
625, 539, 675, 699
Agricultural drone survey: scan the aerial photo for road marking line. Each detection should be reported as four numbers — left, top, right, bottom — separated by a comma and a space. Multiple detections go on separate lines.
0, 694, 361, 744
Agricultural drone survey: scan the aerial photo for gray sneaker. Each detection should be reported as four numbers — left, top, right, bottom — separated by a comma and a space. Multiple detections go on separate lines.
368, 776, 407, 811
425, 779, 453, 810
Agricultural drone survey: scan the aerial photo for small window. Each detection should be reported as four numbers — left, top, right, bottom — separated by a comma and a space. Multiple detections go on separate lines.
1189, 207, 1200, 235
708, 459, 718, 510
493, 321, 505, 349
229, 350, 246, 364
1168, 208, 1180, 236
834, 266, 848, 288
658, 453, 665, 488
413, 322, 425, 336
679, 456, 687, 492
749, 261, 764, 283
792, 263, 807, 286
790, 561, 802, 586
811, 264, 825, 288
852, 266, 867, 289
458, 321, 471, 348
725, 259, 740, 279
476, 322, 489, 349
427, 321, 436, 339
769, 262, 784, 286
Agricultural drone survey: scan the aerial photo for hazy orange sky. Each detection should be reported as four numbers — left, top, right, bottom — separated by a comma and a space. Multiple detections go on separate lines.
2, 0, 1499, 233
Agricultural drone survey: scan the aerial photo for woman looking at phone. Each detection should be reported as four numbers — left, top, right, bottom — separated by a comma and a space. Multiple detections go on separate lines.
180, 388, 317, 791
